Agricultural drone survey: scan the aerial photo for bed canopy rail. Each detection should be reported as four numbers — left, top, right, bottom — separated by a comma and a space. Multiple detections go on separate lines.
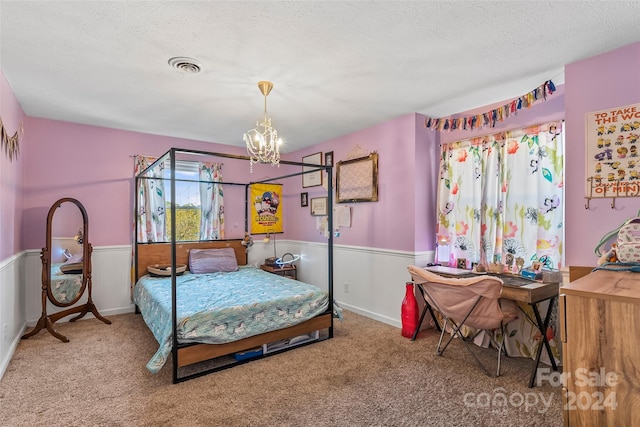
134, 147, 334, 383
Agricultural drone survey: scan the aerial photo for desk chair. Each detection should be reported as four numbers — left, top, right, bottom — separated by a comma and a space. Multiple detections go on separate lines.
407, 266, 518, 377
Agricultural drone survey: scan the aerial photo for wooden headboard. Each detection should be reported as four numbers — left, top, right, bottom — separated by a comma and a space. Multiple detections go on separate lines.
136, 240, 247, 281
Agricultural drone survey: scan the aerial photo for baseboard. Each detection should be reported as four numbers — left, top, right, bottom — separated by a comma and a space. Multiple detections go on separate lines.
336, 300, 401, 329
25, 305, 136, 327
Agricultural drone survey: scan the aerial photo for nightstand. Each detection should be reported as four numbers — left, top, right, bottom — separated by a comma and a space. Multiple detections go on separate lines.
260, 264, 297, 280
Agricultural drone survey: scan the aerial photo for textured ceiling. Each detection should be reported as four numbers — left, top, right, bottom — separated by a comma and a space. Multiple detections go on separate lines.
1, 1, 639, 152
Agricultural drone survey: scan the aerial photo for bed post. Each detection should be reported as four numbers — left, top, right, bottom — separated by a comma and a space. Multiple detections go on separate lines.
170, 148, 179, 384
327, 164, 334, 338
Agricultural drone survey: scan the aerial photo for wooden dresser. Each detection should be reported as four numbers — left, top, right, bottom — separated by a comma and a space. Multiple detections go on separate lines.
559, 268, 640, 426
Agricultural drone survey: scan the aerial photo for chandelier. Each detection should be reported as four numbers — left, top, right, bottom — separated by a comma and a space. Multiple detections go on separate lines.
244, 81, 283, 171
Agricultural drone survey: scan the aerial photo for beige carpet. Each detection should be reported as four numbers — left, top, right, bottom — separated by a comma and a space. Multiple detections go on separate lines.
0, 311, 563, 426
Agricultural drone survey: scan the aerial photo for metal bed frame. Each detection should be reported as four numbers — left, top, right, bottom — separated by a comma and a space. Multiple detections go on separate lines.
135, 147, 334, 383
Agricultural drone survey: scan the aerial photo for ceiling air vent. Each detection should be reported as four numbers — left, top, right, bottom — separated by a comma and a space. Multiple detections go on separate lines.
168, 57, 202, 74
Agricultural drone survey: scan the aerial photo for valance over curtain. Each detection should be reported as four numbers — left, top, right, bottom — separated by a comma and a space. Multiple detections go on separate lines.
199, 162, 224, 240
436, 122, 564, 270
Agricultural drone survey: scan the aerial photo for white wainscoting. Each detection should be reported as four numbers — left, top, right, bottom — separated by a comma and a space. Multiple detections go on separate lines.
277, 241, 434, 328
23, 245, 135, 326
0, 252, 27, 380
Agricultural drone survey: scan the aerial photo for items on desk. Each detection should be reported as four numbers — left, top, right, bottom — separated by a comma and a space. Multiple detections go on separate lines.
520, 268, 542, 280
436, 238, 450, 266
489, 262, 504, 274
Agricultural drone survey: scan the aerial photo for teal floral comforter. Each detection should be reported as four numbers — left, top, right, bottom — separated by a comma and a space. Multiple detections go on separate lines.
51, 264, 82, 303
133, 266, 329, 373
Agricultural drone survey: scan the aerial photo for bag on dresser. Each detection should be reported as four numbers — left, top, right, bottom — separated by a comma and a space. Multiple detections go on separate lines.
595, 210, 640, 264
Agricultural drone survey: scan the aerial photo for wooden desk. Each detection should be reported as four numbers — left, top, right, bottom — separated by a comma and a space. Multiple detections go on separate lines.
411, 268, 559, 387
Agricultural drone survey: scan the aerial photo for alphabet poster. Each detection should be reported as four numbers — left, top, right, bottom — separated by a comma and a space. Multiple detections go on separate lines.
585, 103, 640, 198
250, 183, 283, 234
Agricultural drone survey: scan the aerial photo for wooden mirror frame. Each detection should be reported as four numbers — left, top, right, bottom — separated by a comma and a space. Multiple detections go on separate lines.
22, 197, 111, 342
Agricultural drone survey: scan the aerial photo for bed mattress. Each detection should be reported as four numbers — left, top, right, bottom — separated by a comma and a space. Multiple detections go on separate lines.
134, 266, 329, 373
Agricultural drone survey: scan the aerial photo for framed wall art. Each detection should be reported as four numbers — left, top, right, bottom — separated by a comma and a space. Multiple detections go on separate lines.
310, 197, 328, 216
336, 152, 379, 203
302, 152, 323, 188
300, 192, 308, 207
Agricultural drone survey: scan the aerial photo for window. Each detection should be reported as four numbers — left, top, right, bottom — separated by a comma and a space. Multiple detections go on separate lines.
137, 158, 224, 243
165, 162, 201, 241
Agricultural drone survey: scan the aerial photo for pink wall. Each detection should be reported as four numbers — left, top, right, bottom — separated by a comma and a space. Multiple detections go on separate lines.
20, 112, 436, 253
0, 71, 26, 261
413, 114, 439, 251
21, 119, 253, 250
565, 41, 640, 267
286, 113, 439, 252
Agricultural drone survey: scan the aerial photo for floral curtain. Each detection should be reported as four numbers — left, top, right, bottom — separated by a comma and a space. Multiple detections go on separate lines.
135, 156, 166, 243
199, 162, 224, 240
436, 122, 564, 270
436, 122, 564, 365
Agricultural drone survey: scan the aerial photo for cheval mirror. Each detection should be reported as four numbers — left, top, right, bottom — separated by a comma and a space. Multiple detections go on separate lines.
22, 197, 111, 342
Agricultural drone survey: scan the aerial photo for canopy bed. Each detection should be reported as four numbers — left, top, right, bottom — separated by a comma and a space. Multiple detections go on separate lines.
134, 148, 334, 383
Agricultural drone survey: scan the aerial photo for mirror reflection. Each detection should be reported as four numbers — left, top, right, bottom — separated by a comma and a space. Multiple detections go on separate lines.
50, 201, 85, 304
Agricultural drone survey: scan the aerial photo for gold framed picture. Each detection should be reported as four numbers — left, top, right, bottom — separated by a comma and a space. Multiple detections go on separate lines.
336, 152, 378, 203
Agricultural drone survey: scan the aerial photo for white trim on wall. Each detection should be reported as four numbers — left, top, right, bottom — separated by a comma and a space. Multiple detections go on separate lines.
0, 251, 27, 380
23, 245, 135, 326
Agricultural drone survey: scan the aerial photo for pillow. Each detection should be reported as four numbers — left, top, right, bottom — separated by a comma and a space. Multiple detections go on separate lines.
60, 252, 83, 274
65, 252, 83, 264
188, 248, 239, 274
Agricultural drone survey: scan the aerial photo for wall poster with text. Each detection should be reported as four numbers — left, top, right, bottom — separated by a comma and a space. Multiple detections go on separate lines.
585, 102, 640, 198
250, 183, 283, 234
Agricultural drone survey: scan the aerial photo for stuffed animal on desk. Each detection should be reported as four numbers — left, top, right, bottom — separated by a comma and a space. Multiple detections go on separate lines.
597, 243, 618, 265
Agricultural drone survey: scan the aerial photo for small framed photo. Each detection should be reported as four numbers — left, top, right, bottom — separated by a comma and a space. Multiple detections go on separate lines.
532, 261, 543, 273
324, 151, 334, 167
300, 192, 308, 207
456, 258, 467, 269
310, 197, 328, 216
302, 152, 323, 188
